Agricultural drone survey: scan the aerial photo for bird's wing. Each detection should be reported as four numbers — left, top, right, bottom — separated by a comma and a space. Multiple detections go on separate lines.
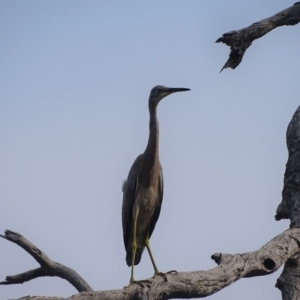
122, 155, 142, 251
148, 163, 164, 239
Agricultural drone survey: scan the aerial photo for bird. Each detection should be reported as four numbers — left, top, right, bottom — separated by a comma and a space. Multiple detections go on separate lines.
122, 85, 190, 284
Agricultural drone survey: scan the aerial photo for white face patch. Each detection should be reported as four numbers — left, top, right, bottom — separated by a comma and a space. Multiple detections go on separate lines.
122, 179, 128, 193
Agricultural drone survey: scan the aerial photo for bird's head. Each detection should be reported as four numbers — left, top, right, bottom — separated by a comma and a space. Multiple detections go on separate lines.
149, 85, 190, 108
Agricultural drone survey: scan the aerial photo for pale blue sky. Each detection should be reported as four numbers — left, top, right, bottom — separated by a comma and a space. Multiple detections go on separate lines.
0, 1, 299, 299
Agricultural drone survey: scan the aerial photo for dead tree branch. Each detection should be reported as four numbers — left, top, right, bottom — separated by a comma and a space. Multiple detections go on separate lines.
216, 2, 300, 72
275, 105, 300, 300
0, 230, 93, 292
2, 228, 300, 300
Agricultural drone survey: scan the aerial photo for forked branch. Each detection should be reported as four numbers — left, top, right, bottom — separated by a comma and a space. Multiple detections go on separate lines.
0, 230, 93, 292
216, 2, 300, 72
2, 228, 300, 300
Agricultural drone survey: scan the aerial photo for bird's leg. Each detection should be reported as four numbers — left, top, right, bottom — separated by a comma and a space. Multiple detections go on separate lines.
129, 210, 138, 284
144, 237, 160, 275
145, 234, 176, 282
128, 208, 152, 287
144, 235, 168, 282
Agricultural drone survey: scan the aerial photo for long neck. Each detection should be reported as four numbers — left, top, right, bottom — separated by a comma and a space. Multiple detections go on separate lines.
143, 104, 160, 178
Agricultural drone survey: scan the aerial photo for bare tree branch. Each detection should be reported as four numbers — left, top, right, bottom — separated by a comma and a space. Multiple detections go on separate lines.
2, 228, 300, 300
216, 2, 300, 72
0, 268, 45, 285
0, 230, 93, 292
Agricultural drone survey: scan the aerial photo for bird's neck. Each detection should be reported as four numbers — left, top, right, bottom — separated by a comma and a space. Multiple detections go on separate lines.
143, 106, 160, 182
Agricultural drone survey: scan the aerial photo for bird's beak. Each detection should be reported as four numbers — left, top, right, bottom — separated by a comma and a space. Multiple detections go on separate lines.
166, 87, 190, 94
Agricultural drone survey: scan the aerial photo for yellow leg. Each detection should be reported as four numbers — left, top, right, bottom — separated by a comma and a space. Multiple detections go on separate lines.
145, 234, 174, 282
144, 237, 159, 275
126, 211, 151, 287
129, 218, 138, 283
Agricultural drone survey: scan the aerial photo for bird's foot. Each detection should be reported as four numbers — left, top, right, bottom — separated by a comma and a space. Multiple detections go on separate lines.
166, 269, 178, 275
153, 270, 178, 282
154, 272, 168, 282
124, 279, 152, 288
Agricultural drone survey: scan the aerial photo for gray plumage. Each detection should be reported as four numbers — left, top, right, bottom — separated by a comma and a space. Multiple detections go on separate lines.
122, 157, 163, 266
122, 85, 190, 283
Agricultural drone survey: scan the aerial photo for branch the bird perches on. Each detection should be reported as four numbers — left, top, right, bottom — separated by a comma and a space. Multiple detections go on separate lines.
1, 227, 300, 300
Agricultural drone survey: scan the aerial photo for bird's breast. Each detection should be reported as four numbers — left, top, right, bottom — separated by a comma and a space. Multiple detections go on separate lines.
136, 185, 158, 211
134, 184, 159, 233
135, 186, 158, 225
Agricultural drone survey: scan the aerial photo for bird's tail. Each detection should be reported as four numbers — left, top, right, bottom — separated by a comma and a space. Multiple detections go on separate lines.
126, 245, 145, 266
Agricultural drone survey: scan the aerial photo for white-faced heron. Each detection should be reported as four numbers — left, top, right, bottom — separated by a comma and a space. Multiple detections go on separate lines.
122, 85, 190, 284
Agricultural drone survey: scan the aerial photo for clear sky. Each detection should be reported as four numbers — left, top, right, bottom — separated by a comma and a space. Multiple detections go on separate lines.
0, 1, 299, 299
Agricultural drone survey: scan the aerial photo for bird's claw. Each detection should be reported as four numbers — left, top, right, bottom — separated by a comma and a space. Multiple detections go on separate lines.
153, 270, 178, 283
125, 279, 152, 288
166, 269, 178, 275
154, 272, 168, 282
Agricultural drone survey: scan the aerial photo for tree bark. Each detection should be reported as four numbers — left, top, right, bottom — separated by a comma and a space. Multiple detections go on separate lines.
216, 2, 300, 72
275, 105, 300, 300
275, 106, 300, 227
2, 228, 300, 300
276, 252, 300, 300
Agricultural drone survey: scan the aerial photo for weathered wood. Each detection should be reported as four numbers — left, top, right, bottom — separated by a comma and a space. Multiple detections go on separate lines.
276, 252, 300, 300
216, 2, 300, 72
275, 105, 300, 300
0, 230, 93, 292
3, 228, 300, 300
276, 105, 300, 227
